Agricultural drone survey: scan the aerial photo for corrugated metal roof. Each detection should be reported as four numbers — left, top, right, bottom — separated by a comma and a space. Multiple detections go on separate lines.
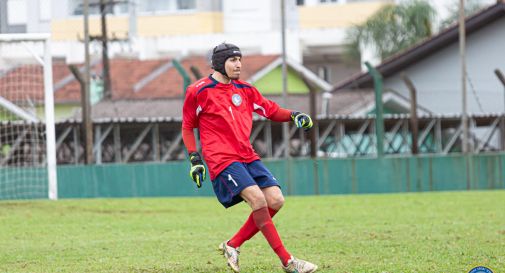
65, 90, 376, 121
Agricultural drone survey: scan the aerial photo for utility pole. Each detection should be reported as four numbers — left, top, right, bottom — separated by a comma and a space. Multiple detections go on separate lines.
459, 0, 468, 153
89, 0, 128, 99
100, 0, 112, 99
83, 0, 93, 164
281, 0, 290, 158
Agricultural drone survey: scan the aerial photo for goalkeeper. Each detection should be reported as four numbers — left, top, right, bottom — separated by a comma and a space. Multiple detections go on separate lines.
182, 43, 317, 273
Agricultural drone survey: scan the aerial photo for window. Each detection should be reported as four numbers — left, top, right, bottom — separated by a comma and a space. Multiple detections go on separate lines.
139, 0, 196, 13
114, 2, 129, 14
69, 0, 197, 15
7, 0, 27, 25
140, 0, 171, 12
70, 0, 127, 16
70, 0, 101, 15
177, 0, 196, 10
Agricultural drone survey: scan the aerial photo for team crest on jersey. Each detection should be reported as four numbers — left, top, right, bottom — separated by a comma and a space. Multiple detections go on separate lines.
232, 94, 242, 106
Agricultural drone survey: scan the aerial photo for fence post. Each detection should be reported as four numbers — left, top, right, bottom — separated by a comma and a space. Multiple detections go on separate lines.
401, 73, 419, 154
365, 62, 384, 157
172, 59, 191, 96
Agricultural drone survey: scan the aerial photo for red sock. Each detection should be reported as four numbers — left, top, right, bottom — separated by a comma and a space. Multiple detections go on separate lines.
228, 207, 278, 248
252, 207, 291, 265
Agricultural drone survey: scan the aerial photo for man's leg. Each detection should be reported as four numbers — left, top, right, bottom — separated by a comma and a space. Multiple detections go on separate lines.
239, 185, 291, 266
228, 186, 284, 248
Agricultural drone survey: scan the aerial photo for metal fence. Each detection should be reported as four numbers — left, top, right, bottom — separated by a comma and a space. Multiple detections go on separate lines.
2, 113, 505, 166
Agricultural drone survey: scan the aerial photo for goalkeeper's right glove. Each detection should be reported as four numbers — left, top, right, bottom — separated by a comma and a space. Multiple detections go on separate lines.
291, 111, 313, 131
188, 152, 206, 188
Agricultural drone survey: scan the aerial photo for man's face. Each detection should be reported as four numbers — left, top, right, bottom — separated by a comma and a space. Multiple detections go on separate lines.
224, 56, 241, 80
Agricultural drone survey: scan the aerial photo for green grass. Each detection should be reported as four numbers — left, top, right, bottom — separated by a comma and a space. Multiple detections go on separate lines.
1, 190, 504, 273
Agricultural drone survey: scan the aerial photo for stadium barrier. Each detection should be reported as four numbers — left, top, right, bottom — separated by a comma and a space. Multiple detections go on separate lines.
54, 153, 505, 199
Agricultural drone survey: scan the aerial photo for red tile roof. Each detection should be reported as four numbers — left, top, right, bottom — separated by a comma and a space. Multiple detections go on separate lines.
109, 58, 169, 99
0, 65, 44, 104
1, 54, 279, 104
132, 55, 279, 99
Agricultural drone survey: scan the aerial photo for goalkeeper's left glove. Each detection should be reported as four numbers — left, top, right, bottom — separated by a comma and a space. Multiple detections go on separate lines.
188, 152, 206, 188
291, 111, 313, 131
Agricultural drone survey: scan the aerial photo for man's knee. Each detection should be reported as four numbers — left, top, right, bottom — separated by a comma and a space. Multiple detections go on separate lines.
249, 194, 268, 210
241, 186, 267, 210
268, 193, 285, 211
263, 187, 285, 211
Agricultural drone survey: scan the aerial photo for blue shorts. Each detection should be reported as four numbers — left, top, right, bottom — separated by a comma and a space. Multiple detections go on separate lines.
211, 160, 280, 208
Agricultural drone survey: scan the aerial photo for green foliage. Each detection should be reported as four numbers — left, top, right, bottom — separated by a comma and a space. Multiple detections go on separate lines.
1, 191, 504, 272
440, 0, 485, 29
345, 0, 436, 61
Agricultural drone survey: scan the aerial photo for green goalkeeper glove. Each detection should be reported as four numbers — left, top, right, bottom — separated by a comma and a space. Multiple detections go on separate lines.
188, 152, 206, 188
291, 111, 313, 131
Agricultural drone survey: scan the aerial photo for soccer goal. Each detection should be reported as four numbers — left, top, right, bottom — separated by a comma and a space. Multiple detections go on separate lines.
0, 33, 57, 200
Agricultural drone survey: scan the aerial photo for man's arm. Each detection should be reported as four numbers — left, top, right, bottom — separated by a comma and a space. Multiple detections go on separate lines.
182, 127, 197, 153
269, 108, 313, 131
269, 108, 291, 122
182, 88, 206, 187
248, 86, 313, 131
182, 127, 206, 188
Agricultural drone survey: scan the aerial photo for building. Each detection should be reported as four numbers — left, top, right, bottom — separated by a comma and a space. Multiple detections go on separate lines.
0, 53, 335, 121
2, 0, 399, 85
0, 0, 51, 33
332, 0, 505, 115
2, 0, 499, 85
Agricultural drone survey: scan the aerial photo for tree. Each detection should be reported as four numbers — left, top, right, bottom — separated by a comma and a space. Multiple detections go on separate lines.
345, 0, 436, 61
439, 0, 485, 29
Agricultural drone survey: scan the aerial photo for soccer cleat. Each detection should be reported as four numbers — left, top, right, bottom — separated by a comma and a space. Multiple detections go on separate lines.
218, 241, 240, 272
282, 256, 318, 273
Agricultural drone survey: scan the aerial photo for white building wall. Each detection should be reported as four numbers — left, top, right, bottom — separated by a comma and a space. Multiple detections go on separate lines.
26, 0, 52, 33
51, 0, 303, 63
53, 29, 302, 63
384, 17, 505, 114
223, 0, 279, 33
8, 0, 500, 71
50, 0, 70, 19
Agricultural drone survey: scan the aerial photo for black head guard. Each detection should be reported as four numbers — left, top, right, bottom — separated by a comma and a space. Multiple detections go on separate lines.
211, 43, 242, 77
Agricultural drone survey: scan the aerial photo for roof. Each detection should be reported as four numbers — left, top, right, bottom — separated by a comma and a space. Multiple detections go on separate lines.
75, 90, 379, 120
0, 54, 280, 104
0, 64, 44, 103
332, 0, 505, 91
249, 57, 333, 92
1, 53, 331, 107
55, 58, 173, 103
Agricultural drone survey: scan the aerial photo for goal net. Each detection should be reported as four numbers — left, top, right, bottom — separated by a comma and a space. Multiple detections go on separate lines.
0, 34, 57, 200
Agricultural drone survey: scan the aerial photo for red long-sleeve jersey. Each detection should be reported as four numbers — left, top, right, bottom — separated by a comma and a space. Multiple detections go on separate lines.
182, 75, 281, 180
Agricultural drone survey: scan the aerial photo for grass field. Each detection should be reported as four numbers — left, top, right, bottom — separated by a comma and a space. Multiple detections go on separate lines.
0, 190, 504, 273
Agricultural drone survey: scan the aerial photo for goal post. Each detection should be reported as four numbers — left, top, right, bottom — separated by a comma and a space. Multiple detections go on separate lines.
0, 33, 57, 200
